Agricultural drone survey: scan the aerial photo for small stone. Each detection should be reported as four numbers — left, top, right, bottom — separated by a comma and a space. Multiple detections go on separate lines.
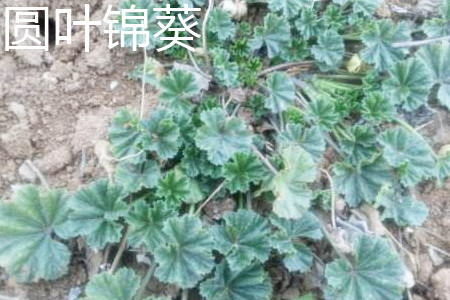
417, 254, 433, 283
431, 268, 450, 300
8, 102, 27, 120
0, 123, 34, 158
42, 72, 58, 84
34, 146, 72, 174
108, 80, 119, 91
50, 61, 73, 81
18, 163, 37, 182
65, 81, 83, 93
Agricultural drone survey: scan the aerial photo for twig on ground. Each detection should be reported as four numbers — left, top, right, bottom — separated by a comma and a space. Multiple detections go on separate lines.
188, 50, 213, 80
195, 180, 226, 215
25, 160, 49, 189
134, 259, 157, 300
110, 227, 130, 274
425, 242, 450, 258
392, 35, 450, 48
321, 169, 337, 229
202, 0, 214, 70
181, 289, 189, 300
258, 61, 315, 77
251, 145, 278, 175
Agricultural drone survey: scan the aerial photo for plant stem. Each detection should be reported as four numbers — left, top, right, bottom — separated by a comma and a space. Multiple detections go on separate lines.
195, 180, 226, 215
246, 192, 252, 210
392, 35, 450, 48
187, 50, 212, 80
202, 0, 214, 70
25, 160, 49, 189
321, 169, 337, 229
181, 289, 189, 300
258, 61, 315, 77
134, 261, 157, 300
238, 193, 244, 210
140, 48, 147, 120
110, 227, 129, 274
251, 145, 278, 175
189, 203, 196, 215
317, 217, 349, 262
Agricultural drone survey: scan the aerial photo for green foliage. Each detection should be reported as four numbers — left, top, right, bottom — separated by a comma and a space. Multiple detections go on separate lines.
362, 92, 396, 124
115, 160, 160, 194
306, 98, 339, 130
109, 109, 143, 160
382, 58, 433, 112
326, 234, 405, 300
295, 10, 322, 40
379, 127, 435, 186
0, 186, 71, 282
268, 0, 304, 19
264, 72, 296, 113
223, 152, 266, 193
251, 13, 291, 58
339, 125, 378, 164
212, 48, 239, 88
273, 146, 316, 219
200, 262, 272, 300
208, 9, 236, 41
68, 179, 127, 249
81, 268, 140, 300
422, 0, 450, 38
212, 210, 271, 271
195, 108, 252, 165
154, 215, 214, 288
334, 156, 392, 206
156, 171, 190, 206
360, 20, 411, 71
126, 200, 177, 251
159, 69, 199, 113
353, 0, 382, 17
311, 30, 345, 71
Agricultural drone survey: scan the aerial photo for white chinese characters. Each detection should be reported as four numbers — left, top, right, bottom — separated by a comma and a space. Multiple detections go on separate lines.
4, 4, 202, 53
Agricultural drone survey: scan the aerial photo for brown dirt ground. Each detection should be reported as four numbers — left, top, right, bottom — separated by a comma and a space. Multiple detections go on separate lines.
0, 0, 449, 300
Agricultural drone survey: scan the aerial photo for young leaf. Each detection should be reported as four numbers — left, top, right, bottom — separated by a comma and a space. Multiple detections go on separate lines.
311, 30, 345, 71
212, 210, 271, 272
278, 123, 326, 162
382, 58, 433, 112
353, 0, 382, 17
156, 171, 190, 206
159, 69, 199, 113
195, 108, 252, 165
0, 186, 71, 282
306, 98, 339, 131
270, 212, 323, 272
68, 179, 127, 249
212, 48, 239, 88
208, 9, 236, 41
360, 20, 411, 71
334, 156, 392, 206
264, 72, 296, 113
223, 152, 266, 193
376, 186, 428, 227
181, 146, 224, 178
379, 127, 435, 186
416, 43, 450, 109
295, 9, 322, 40
141, 109, 180, 159
340, 125, 378, 164
81, 268, 140, 300
362, 92, 396, 125
250, 13, 291, 58
422, 0, 450, 38
154, 215, 214, 288
435, 151, 450, 183
326, 234, 405, 300
126, 200, 177, 251
115, 160, 160, 194
109, 109, 143, 160
273, 146, 317, 219
200, 262, 272, 300
268, 0, 312, 19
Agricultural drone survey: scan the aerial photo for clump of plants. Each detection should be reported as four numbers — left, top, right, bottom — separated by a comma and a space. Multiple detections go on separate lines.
1, 0, 450, 299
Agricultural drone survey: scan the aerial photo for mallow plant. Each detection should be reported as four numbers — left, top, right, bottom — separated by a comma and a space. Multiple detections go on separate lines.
1, 0, 450, 299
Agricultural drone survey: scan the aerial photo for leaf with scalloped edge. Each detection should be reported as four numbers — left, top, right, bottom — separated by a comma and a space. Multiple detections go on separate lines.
340, 125, 378, 164
312, 30, 345, 71
195, 108, 252, 165
115, 160, 160, 194
81, 268, 140, 300
159, 69, 199, 113
353, 0, 382, 16
295, 9, 323, 40
224, 152, 266, 193
67, 179, 127, 250
250, 13, 291, 58
334, 156, 392, 207
126, 200, 177, 251
326, 234, 405, 300
435, 150, 450, 183
141, 109, 180, 159
362, 92, 396, 125
268, 0, 313, 19
306, 98, 339, 131
360, 20, 411, 72
0, 186, 71, 282
208, 8, 236, 41
212, 48, 239, 88
200, 261, 272, 300
382, 58, 433, 112
278, 124, 326, 162
273, 146, 317, 219
416, 43, 450, 109
422, 0, 450, 38
109, 109, 143, 160
154, 215, 214, 288
180, 146, 224, 178
376, 186, 428, 227
212, 210, 271, 272
156, 171, 190, 207
379, 127, 435, 186
264, 72, 296, 113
